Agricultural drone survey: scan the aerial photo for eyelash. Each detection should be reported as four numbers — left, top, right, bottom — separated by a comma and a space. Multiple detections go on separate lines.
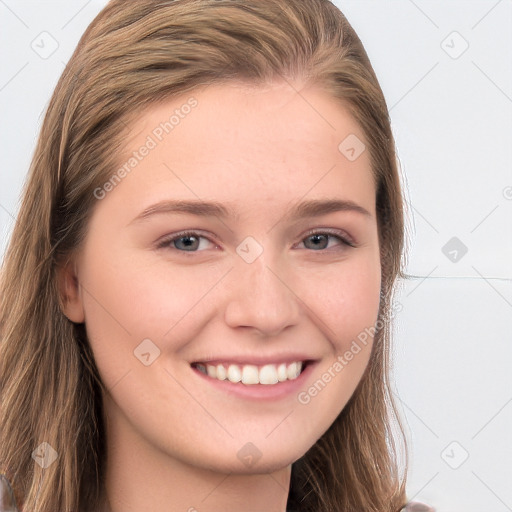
156, 228, 356, 253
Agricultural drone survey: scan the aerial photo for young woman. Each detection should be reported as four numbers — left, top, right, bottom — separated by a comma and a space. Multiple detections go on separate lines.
0, 1, 433, 510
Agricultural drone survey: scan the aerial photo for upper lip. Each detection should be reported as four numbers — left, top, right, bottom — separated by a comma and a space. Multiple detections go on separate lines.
191, 354, 318, 366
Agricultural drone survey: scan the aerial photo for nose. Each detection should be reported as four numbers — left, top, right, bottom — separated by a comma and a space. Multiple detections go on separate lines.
223, 254, 301, 337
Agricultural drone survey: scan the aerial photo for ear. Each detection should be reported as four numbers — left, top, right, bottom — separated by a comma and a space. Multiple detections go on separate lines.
56, 257, 85, 323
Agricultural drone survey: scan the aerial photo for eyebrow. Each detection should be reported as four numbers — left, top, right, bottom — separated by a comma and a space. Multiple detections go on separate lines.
129, 198, 372, 225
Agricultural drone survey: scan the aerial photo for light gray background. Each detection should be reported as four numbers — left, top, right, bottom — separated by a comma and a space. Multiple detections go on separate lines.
1, 1, 511, 511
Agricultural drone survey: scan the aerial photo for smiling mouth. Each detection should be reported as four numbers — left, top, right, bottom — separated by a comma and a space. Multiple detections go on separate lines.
191, 360, 310, 385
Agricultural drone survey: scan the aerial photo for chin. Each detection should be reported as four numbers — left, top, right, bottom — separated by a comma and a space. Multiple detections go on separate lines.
181, 440, 305, 476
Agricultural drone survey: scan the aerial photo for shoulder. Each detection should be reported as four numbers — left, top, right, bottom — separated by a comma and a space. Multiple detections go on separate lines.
403, 502, 435, 511
0, 473, 20, 511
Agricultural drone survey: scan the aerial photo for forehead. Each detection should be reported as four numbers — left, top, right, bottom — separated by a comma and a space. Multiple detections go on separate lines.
100, 81, 375, 220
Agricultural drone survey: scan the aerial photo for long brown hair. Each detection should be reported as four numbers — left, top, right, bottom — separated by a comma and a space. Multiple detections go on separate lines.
0, 1, 407, 510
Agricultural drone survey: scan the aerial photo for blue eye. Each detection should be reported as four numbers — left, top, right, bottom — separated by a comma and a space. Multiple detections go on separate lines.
298, 230, 355, 251
157, 229, 355, 253
157, 232, 216, 252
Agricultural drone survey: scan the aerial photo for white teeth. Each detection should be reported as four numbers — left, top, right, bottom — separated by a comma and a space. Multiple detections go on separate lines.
196, 361, 305, 385
259, 364, 279, 385
242, 365, 259, 384
227, 364, 242, 383
287, 361, 302, 380
216, 364, 227, 380
277, 363, 288, 382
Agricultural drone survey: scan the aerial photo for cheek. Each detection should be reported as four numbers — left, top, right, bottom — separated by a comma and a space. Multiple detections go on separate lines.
304, 255, 382, 347
78, 245, 226, 380
281, 255, 382, 443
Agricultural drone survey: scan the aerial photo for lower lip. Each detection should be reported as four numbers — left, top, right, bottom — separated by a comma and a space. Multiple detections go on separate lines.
191, 362, 317, 401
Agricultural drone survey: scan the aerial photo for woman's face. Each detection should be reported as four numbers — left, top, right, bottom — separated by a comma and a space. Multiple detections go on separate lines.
65, 81, 381, 474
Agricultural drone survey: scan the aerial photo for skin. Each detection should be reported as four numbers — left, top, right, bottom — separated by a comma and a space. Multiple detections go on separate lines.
59, 80, 381, 512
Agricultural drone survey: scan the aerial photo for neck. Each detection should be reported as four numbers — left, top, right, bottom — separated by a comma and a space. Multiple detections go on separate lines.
99, 396, 292, 512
